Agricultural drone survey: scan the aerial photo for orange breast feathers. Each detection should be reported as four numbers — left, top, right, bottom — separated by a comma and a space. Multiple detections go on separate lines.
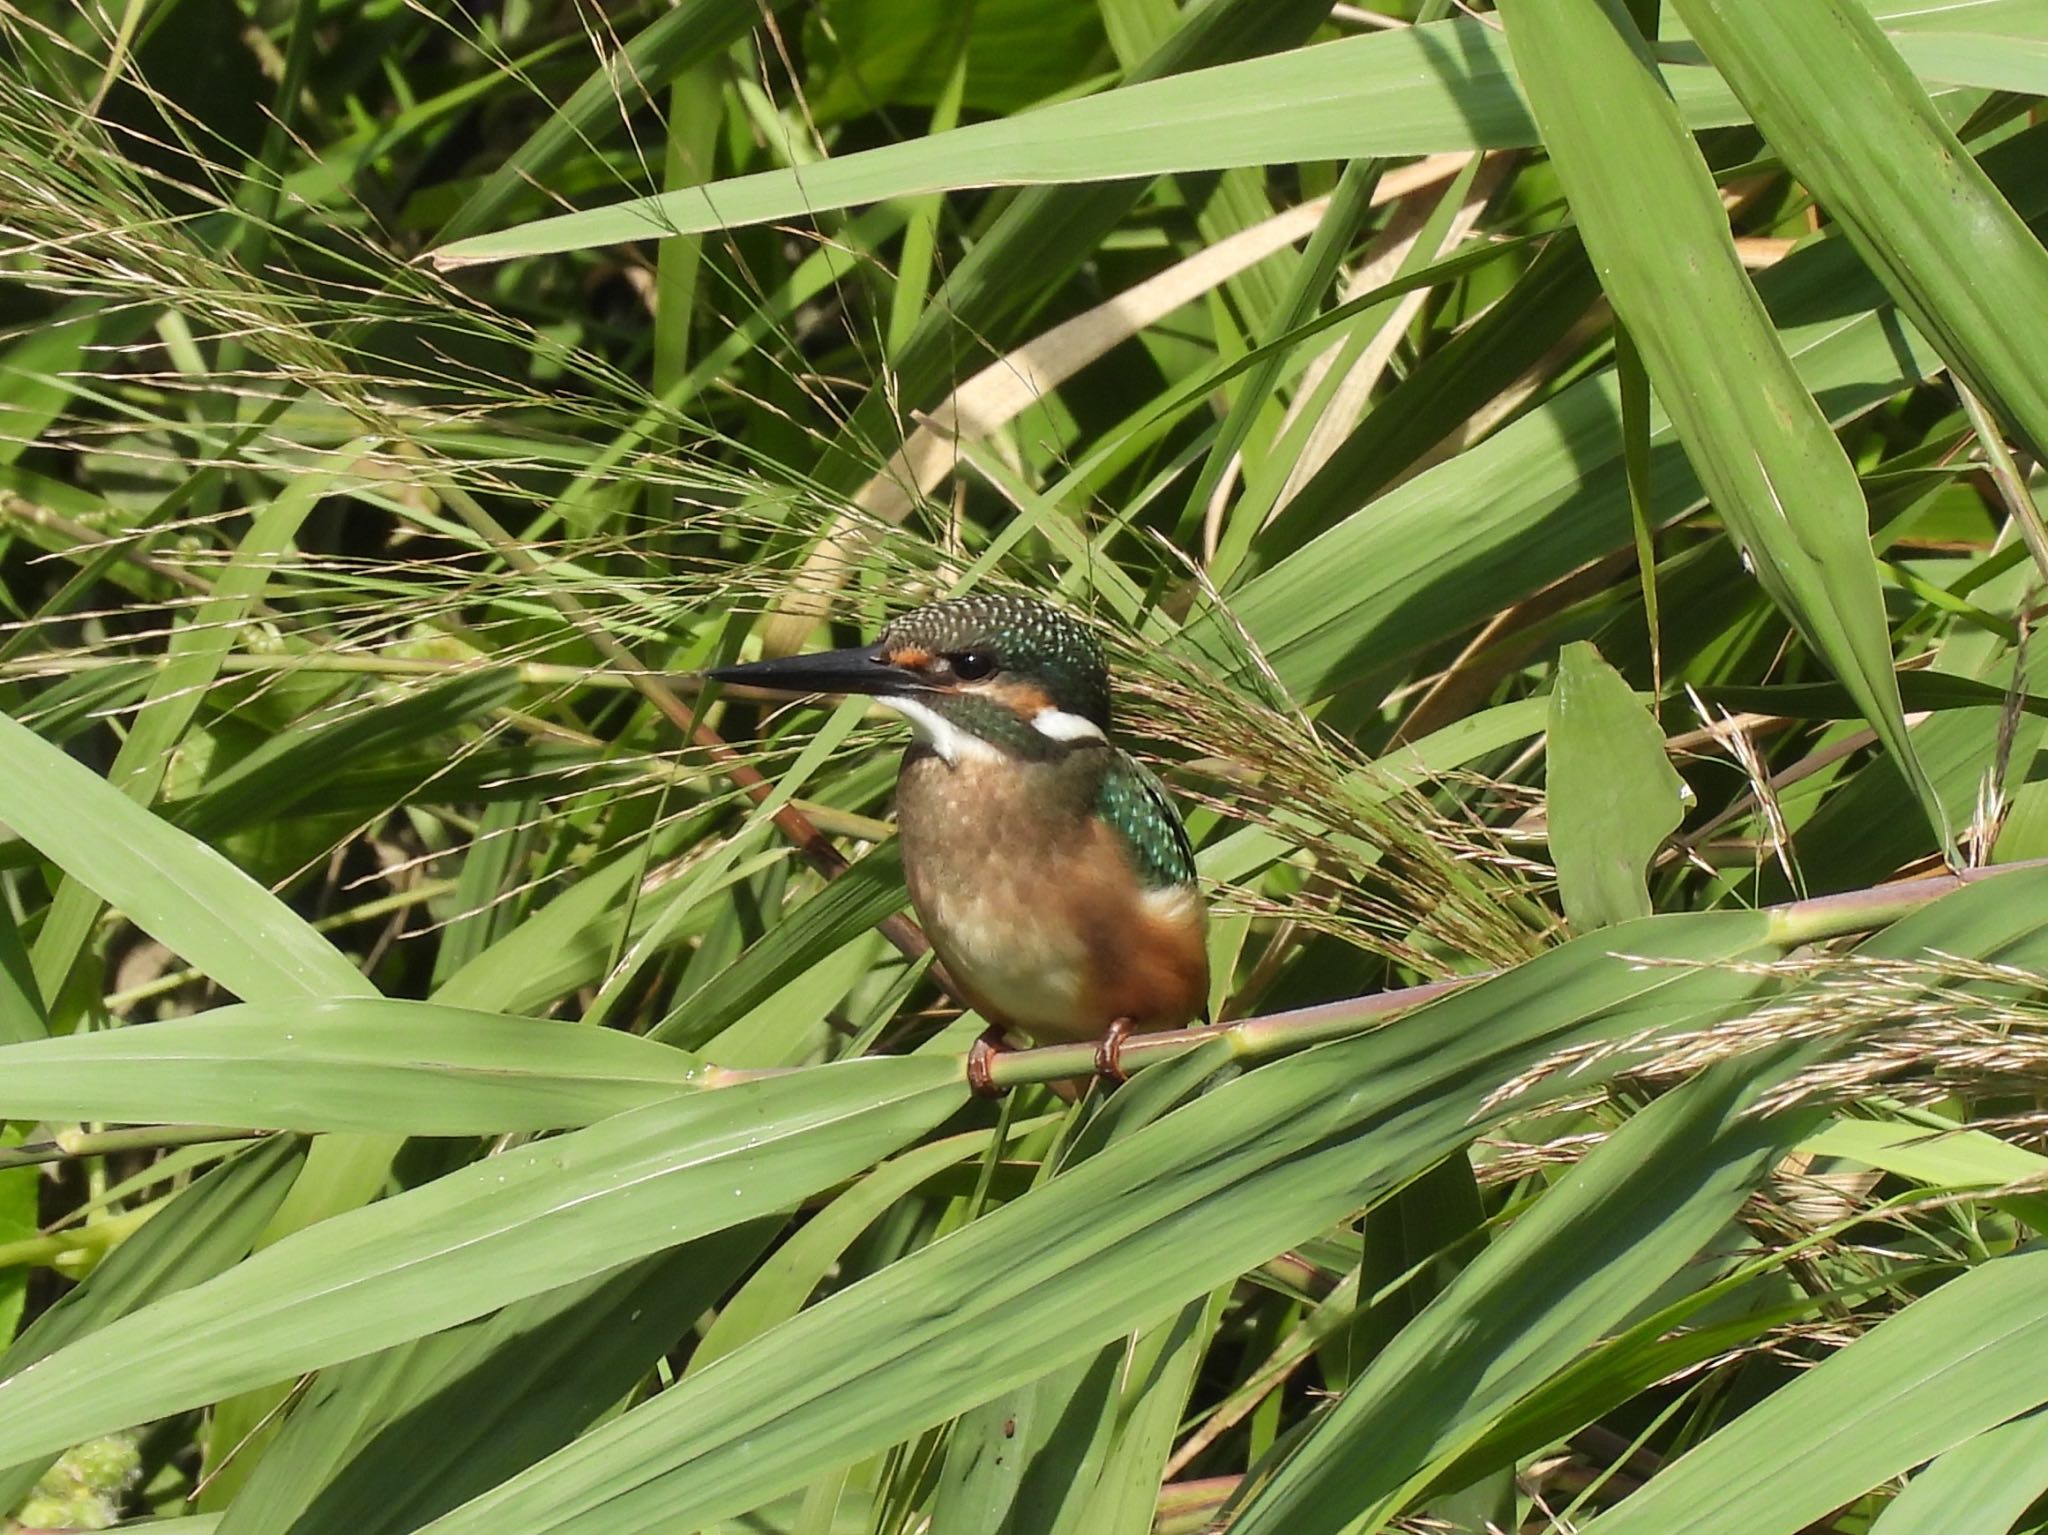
898, 757, 1209, 1044
1071, 821, 1209, 1034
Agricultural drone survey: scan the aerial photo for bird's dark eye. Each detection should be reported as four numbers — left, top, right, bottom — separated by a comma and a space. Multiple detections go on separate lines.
951, 649, 998, 682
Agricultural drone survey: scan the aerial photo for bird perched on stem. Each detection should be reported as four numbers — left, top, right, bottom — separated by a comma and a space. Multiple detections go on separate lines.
710, 594, 1209, 1095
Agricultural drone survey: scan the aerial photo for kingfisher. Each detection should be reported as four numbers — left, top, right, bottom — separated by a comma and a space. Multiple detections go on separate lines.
709, 594, 1209, 1095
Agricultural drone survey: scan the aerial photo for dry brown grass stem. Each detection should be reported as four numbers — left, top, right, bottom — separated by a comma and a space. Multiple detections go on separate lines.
1490, 949, 2048, 1121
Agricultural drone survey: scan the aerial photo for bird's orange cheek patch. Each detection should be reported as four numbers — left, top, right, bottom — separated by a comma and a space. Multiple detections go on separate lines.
997, 682, 1055, 714
885, 645, 933, 670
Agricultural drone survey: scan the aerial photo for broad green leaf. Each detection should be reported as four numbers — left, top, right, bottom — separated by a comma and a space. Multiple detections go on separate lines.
0, 895, 43, 1045
0, 1000, 709, 1133
32, 466, 345, 1005
220, 1223, 779, 1535
651, 842, 907, 1047
804, 0, 1104, 120
415, 866, 2048, 1535
1226, 1053, 1819, 1535
1866, 1404, 2048, 1535
0, 1057, 965, 1463
1703, 672, 2048, 723
1497, 0, 1945, 848
1675, 0, 2048, 458
427, 2, 2040, 266
1046, 1292, 1222, 1535
0, 1129, 31, 1349
0, 707, 371, 1003
1187, 125, 2048, 704
413, 907, 1787, 1535
1579, 1246, 2048, 1535
0, 1136, 305, 1510
1547, 641, 1688, 929
690, 1123, 1031, 1376
1756, 702, 2044, 898
1331, 1154, 1487, 1395
1802, 1117, 2048, 1191
930, 1043, 1239, 1535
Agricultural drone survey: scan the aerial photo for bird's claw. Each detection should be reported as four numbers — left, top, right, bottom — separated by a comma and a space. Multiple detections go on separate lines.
968, 1024, 1008, 1099
1093, 1017, 1136, 1087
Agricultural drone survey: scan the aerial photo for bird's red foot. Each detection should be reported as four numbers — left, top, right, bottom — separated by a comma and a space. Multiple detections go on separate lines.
1094, 1017, 1137, 1088
968, 1023, 1009, 1099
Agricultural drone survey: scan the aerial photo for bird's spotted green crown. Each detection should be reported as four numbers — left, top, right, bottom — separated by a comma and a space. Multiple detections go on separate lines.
879, 593, 1111, 730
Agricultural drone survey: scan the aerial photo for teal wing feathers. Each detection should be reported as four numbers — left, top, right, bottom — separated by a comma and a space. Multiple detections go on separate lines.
1095, 751, 1198, 891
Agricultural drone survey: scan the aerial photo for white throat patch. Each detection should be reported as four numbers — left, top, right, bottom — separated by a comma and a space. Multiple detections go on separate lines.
875, 695, 1002, 765
1030, 707, 1107, 743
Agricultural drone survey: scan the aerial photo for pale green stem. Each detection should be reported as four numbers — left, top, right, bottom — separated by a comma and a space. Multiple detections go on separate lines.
0, 1125, 265, 1172
0, 1202, 159, 1272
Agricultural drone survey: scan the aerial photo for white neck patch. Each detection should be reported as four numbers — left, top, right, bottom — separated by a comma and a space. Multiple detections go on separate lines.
1030, 707, 1107, 743
875, 695, 1002, 766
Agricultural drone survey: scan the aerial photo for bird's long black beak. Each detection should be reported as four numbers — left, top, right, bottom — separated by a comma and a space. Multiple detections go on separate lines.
706, 644, 930, 700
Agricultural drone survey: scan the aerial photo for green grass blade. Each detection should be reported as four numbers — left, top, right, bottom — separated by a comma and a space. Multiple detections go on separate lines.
790, 0, 1335, 527
1501, 0, 1946, 846
431, 829, 786, 1017
651, 843, 906, 1047
0, 1058, 964, 1464
0, 1137, 305, 1509
30, 465, 342, 1006
1547, 641, 1688, 929
416, 869, 2048, 1535
0, 1000, 710, 1133
427, 2, 2039, 266
220, 1225, 780, 1535
431, 0, 786, 246
0, 707, 372, 1003
0, 895, 44, 1045
1275, 230, 1603, 538
689, 1125, 1021, 1376
1675, 0, 2048, 458
1180, 125, 2048, 699
170, 670, 520, 843
1865, 1405, 2048, 1535
1226, 1054, 1820, 1535
411, 908, 1787, 1535
1579, 1246, 2048, 1535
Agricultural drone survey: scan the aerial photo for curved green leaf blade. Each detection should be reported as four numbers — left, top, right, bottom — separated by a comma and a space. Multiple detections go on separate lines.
1579, 1247, 2048, 1535
0, 1001, 710, 1133
0, 1136, 306, 1509
1866, 1404, 2048, 1535
428, 1, 2041, 267
221, 1223, 780, 1535
0, 708, 371, 1002
1497, 0, 1946, 849
30, 467, 343, 1005
433, 0, 792, 246
0, 1058, 964, 1463
1676, 0, 2048, 458
1547, 641, 1688, 930
170, 670, 520, 842
1181, 127, 2048, 704
0, 897, 43, 1046
1227, 1054, 1820, 1535
413, 908, 1787, 1535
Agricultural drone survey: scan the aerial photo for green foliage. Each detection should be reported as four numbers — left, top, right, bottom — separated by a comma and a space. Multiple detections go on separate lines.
1, 0, 2046, 1531
1548, 641, 1687, 929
